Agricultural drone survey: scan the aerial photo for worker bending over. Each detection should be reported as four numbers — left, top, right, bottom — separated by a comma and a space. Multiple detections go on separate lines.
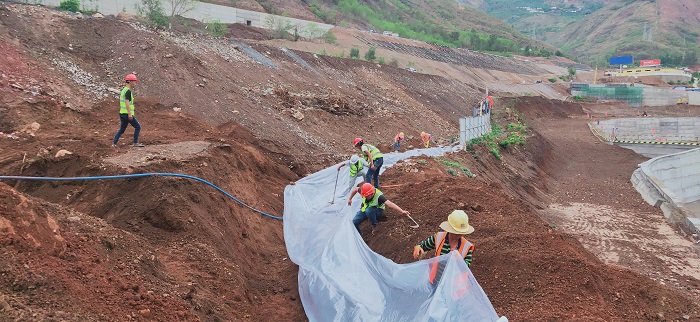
348, 183, 409, 235
393, 132, 404, 152
337, 154, 368, 195
420, 131, 431, 148
354, 137, 383, 188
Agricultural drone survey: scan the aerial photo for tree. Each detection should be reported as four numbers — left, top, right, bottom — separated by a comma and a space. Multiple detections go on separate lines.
59, 0, 80, 12
167, 0, 197, 20
136, 0, 168, 27
322, 30, 336, 44
684, 50, 698, 66
364, 46, 376, 61
305, 22, 323, 39
567, 65, 576, 78
265, 15, 293, 39
350, 48, 360, 59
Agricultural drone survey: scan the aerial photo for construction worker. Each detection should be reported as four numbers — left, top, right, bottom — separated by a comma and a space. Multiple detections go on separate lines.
354, 137, 383, 188
420, 131, 431, 148
113, 74, 145, 148
413, 210, 475, 284
348, 183, 410, 235
337, 154, 368, 195
392, 132, 405, 152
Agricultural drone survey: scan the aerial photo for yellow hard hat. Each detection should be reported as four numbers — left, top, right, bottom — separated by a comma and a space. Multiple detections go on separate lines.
439, 210, 474, 235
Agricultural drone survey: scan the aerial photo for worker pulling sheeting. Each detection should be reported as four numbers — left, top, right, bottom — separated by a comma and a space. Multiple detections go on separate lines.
283, 146, 506, 321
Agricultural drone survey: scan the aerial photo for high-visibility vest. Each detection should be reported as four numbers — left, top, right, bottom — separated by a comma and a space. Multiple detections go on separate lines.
349, 160, 364, 177
362, 144, 383, 163
429, 232, 474, 284
361, 189, 385, 212
119, 86, 134, 115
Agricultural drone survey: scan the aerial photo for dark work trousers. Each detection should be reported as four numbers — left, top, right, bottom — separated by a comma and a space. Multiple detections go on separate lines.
113, 113, 141, 144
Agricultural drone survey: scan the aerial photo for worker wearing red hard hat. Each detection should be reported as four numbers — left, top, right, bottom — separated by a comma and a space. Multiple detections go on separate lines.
353, 137, 383, 188
392, 132, 404, 152
112, 74, 145, 148
348, 183, 410, 235
420, 131, 431, 148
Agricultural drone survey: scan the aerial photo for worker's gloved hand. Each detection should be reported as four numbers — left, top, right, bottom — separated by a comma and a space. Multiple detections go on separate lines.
402, 210, 410, 216
413, 245, 424, 259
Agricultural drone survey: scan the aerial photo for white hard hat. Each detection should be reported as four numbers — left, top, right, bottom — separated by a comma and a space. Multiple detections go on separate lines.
350, 155, 359, 163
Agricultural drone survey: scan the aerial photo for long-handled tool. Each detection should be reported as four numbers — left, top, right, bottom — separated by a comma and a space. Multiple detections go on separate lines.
407, 214, 419, 228
329, 170, 339, 204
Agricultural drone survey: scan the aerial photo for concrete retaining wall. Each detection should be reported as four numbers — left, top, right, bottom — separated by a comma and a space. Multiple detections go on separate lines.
633, 148, 700, 232
642, 148, 700, 203
598, 117, 700, 142
43, 0, 333, 37
459, 114, 491, 147
643, 88, 687, 106
690, 92, 700, 105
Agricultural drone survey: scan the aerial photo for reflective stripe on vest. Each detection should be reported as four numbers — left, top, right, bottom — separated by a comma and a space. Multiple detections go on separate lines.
349, 160, 364, 177
361, 189, 385, 212
429, 232, 474, 284
362, 144, 383, 162
119, 86, 134, 115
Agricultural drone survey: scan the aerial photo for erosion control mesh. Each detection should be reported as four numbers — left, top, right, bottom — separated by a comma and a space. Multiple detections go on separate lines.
283, 147, 504, 321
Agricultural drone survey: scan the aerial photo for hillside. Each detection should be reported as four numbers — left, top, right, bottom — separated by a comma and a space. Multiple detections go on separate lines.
463, 0, 700, 66
2, 2, 700, 321
205, 0, 558, 56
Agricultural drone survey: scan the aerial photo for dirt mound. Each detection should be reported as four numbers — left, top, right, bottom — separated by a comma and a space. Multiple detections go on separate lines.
0, 183, 197, 321
369, 146, 699, 321
3, 2, 700, 321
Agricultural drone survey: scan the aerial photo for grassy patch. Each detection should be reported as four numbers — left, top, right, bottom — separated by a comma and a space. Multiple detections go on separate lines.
469, 108, 529, 160
437, 158, 475, 178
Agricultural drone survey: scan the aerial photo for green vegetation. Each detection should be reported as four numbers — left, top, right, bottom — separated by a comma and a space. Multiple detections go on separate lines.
439, 159, 474, 178
322, 30, 336, 44
548, 78, 557, 83
364, 46, 376, 61
416, 159, 427, 165
264, 15, 293, 40
207, 20, 227, 37
469, 107, 528, 160
59, 0, 80, 12
349, 47, 360, 59
136, 0, 168, 27
309, 0, 547, 57
572, 95, 585, 102
377, 57, 385, 65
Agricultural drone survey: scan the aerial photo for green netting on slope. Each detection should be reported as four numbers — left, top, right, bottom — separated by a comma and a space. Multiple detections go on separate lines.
579, 86, 643, 107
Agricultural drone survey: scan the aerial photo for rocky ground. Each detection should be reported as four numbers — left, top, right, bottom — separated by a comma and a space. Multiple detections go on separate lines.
2, 3, 700, 321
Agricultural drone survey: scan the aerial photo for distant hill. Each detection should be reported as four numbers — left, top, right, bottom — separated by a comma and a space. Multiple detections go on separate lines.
461, 0, 700, 67
222, 0, 558, 57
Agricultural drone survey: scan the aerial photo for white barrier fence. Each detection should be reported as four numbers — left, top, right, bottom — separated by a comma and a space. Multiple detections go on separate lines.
459, 114, 491, 146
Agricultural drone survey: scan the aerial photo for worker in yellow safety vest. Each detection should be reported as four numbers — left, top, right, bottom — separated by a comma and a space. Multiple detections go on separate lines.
420, 131, 431, 148
348, 183, 410, 235
354, 137, 384, 188
337, 154, 368, 195
413, 210, 475, 284
112, 74, 145, 148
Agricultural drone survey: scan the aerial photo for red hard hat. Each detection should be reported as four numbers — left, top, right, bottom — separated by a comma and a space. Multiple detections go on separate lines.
125, 74, 138, 82
353, 137, 363, 146
360, 183, 375, 197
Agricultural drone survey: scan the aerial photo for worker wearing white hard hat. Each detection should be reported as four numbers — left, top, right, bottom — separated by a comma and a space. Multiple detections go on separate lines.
337, 154, 369, 195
